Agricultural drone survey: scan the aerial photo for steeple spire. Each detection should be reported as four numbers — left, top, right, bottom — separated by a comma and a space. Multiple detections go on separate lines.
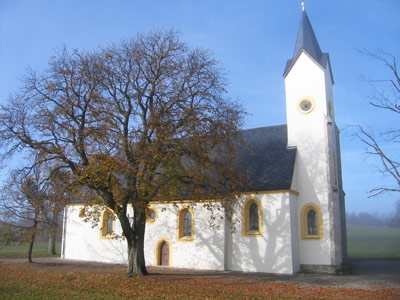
283, 7, 333, 82
293, 9, 323, 63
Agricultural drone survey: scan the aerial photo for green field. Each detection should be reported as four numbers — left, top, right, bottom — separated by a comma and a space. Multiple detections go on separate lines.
0, 242, 61, 258
347, 224, 400, 260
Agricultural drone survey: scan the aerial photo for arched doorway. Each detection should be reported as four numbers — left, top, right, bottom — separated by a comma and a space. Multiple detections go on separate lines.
155, 238, 171, 267
160, 241, 169, 266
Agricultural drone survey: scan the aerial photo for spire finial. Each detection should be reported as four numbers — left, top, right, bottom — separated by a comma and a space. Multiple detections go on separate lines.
301, 2, 305, 11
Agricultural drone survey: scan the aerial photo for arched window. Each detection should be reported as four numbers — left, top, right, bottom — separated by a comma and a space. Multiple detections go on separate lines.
249, 203, 259, 231
183, 211, 192, 236
177, 207, 194, 242
307, 209, 318, 235
301, 203, 323, 240
101, 209, 115, 239
242, 197, 263, 237
106, 212, 113, 235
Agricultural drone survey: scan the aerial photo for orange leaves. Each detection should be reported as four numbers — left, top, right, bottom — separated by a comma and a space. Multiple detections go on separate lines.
79, 154, 123, 192
1, 262, 399, 300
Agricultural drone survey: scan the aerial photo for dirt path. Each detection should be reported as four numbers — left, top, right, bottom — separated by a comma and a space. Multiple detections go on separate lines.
1, 256, 399, 289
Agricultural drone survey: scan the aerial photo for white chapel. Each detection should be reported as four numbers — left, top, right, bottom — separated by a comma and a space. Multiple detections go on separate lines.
61, 8, 348, 274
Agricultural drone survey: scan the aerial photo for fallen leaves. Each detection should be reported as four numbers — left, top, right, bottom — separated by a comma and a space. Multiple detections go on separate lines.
0, 262, 399, 300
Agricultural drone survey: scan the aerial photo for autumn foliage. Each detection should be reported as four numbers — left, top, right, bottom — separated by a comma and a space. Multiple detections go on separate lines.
0, 30, 245, 275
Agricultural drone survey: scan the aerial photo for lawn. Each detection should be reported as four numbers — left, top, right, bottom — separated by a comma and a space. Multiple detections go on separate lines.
0, 262, 397, 300
1, 226, 400, 299
347, 224, 400, 260
0, 242, 61, 258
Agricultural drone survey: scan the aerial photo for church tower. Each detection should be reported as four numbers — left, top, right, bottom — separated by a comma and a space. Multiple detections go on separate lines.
283, 4, 347, 272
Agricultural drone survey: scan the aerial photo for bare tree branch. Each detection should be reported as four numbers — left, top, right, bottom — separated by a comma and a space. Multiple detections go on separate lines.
356, 49, 400, 197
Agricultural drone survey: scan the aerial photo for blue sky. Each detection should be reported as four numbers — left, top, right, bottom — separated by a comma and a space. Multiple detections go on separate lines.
1, 0, 399, 216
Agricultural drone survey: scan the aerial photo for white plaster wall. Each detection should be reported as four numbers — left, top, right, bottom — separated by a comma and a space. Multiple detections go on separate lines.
63, 195, 296, 274
292, 152, 332, 266
289, 193, 300, 273
63, 205, 128, 263
285, 52, 329, 149
63, 203, 226, 270
145, 203, 226, 270
285, 52, 333, 266
230, 192, 297, 274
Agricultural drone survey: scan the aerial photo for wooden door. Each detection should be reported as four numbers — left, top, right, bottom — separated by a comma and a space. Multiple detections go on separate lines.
160, 241, 169, 266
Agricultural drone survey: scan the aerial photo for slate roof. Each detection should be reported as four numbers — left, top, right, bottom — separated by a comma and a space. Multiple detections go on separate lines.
283, 11, 334, 83
237, 125, 296, 192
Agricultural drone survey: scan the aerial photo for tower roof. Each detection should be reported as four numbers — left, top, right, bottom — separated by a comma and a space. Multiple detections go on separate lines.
293, 11, 323, 63
283, 9, 333, 82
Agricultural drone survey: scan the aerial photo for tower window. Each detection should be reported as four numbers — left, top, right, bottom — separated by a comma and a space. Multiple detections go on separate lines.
307, 209, 318, 235
297, 97, 315, 114
301, 203, 323, 240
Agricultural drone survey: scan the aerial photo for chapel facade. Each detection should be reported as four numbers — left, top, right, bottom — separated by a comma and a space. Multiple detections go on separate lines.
61, 8, 347, 274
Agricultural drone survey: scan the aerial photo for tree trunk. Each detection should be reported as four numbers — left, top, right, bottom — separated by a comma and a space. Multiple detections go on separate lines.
120, 205, 148, 276
48, 234, 56, 255
27, 220, 38, 263
126, 224, 147, 275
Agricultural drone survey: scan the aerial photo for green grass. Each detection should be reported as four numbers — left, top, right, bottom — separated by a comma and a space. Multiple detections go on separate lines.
347, 224, 400, 260
0, 242, 61, 258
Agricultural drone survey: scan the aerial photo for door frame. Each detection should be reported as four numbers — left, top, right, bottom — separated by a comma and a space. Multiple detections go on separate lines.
154, 237, 172, 266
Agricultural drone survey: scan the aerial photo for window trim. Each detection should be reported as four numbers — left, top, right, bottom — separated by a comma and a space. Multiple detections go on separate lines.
177, 206, 195, 242
300, 203, 323, 240
146, 205, 158, 224
297, 96, 316, 114
242, 197, 263, 237
100, 208, 115, 240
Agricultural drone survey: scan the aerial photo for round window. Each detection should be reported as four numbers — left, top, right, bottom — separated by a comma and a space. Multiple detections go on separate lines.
147, 207, 157, 223
149, 210, 156, 220
299, 99, 314, 113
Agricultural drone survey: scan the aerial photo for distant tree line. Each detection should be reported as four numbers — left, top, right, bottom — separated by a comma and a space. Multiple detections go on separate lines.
346, 199, 400, 228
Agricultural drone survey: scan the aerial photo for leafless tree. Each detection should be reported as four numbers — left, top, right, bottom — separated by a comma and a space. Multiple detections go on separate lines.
356, 49, 400, 197
1, 170, 42, 262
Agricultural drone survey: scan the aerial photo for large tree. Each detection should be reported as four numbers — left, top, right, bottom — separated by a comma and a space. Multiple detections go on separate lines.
357, 50, 400, 196
0, 30, 245, 275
